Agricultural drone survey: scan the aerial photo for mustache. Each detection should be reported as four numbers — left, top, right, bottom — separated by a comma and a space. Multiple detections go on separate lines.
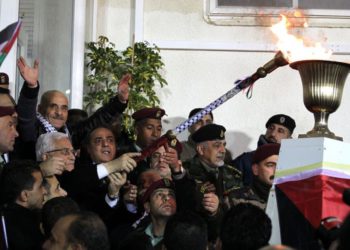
51, 115, 65, 120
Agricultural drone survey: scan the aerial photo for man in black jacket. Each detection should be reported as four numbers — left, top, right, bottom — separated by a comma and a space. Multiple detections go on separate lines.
0, 160, 47, 249
232, 114, 295, 186
14, 56, 130, 159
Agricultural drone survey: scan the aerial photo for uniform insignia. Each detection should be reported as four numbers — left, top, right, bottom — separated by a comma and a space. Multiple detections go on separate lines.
220, 130, 224, 138
156, 110, 161, 118
280, 116, 285, 123
170, 139, 177, 147
164, 178, 171, 187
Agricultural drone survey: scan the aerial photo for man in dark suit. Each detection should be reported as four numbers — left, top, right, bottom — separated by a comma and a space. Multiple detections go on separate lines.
0, 160, 47, 249
14, 57, 131, 159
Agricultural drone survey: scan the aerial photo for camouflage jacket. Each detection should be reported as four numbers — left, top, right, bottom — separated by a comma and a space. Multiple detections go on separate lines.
228, 179, 272, 210
183, 156, 243, 211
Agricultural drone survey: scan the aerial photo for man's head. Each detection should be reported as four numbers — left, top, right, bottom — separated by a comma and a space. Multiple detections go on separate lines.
67, 108, 88, 130
86, 126, 116, 164
0, 93, 18, 154
38, 90, 68, 130
164, 210, 208, 250
187, 108, 213, 134
264, 114, 296, 143
192, 123, 226, 167
0, 73, 9, 88
137, 169, 162, 200
0, 160, 47, 209
36, 132, 76, 172
41, 197, 80, 238
132, 107, 165, 149
43, 175, 67, 203
150, 146, 172, 178
220, 203, 272, 250
43, 212, 109, 250
252, 143, 281, 185
142, 179, 177, 220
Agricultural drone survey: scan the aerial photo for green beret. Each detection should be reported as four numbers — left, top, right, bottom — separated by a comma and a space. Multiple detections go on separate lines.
191, 124, 226, 143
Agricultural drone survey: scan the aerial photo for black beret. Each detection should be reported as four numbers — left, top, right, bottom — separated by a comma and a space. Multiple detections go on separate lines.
0, 73, 9, 85
253, 143, 281, 164
132, 107, 165, 122
141, 178, 175, 204
191, 124, 226, 143
265, 114, 296, 134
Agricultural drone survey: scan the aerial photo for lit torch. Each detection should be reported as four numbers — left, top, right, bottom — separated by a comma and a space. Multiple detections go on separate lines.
272, 14, 350, 140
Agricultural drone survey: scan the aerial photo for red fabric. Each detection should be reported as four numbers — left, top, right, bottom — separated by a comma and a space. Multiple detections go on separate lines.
276, 175, 350, 228
0, 106, 15, 117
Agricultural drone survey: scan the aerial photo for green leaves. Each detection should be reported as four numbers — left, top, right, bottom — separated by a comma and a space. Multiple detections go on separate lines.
84, 36, 167, 138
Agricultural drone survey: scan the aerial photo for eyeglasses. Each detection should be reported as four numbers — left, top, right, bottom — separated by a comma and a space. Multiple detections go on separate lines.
92, 137, 115, 146
46, 148, 77, 156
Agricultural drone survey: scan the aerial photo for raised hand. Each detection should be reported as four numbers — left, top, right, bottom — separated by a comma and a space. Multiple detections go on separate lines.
104, 152, 141, 174
107, 172, 127, 198
164, 143, 182, 173
123, 181, 138, 204
40, 156, 66, 177
117, 73, 131, 103
17, 56, 39, 87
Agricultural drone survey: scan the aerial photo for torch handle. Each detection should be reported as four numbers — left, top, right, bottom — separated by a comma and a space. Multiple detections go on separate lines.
137, 51, 288, 162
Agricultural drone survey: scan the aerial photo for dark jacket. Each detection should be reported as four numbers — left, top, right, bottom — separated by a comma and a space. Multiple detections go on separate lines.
231, 135, 270, 186
14, 83, 127, 160
2, 203, 44, 250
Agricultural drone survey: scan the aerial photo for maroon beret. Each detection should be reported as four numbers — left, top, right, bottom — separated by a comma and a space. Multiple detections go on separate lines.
132, 107, 165, 122
141, 178, 175, 204
0, 106, 16, 117
253, 143, 281, 164
168, 138, 183, 155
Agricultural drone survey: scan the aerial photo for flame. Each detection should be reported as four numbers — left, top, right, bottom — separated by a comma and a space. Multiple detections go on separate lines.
271, 15, 332, 62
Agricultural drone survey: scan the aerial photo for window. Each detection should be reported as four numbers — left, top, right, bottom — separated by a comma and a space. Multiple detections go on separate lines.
205, 0, 350, 27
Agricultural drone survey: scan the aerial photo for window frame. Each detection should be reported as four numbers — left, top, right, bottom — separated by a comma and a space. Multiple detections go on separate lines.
204, 0, 350, 27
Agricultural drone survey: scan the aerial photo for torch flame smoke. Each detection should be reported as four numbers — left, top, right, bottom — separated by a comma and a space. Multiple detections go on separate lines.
271, 15, 332, 62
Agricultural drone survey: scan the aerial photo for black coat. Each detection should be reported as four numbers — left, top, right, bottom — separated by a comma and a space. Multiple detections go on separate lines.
2, 203, 44, 250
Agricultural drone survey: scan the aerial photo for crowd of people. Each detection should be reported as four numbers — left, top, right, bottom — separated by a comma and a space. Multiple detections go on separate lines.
0, 57, 349, 250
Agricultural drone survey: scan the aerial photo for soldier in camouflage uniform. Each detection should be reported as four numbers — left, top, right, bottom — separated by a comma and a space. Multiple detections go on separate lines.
229, 143, 281, 210
182, 124, 243, 212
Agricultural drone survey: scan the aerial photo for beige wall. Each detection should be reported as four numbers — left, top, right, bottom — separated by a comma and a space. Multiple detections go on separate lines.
96, 0, 350, 157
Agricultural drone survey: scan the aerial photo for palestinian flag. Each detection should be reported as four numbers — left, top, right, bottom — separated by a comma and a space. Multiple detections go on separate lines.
0, 20, 22, 67
274, 142, 350, 249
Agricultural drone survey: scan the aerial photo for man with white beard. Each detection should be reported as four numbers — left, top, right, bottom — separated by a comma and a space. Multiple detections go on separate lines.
183, 124, 243, 212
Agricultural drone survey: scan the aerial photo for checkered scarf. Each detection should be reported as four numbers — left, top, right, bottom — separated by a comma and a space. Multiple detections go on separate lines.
36, 112, 69, 135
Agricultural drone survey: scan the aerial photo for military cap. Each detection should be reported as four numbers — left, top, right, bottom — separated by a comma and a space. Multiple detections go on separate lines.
0, 106, 16, 117
132, 107, 165, 122
188, 108, 213, 120
265, 114, 296, 134
168, 137, 183, 155
141, 178, 175, 204
0, 73, 9, 85
191, 124, 226, 143
253, 143, 281, 164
